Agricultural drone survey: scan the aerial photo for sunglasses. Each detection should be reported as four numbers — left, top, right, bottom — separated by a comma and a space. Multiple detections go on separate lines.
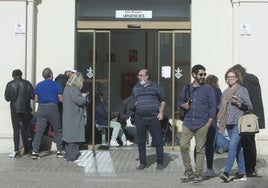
198, 73, 207, 77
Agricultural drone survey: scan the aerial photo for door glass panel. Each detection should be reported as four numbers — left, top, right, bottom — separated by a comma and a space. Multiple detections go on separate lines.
95, 32, 110, 145
76, 31, 111, 146
77, 31, 94, 144
159, 32, 173, 118
174, 32, 191, 119
159, 31, 191, 147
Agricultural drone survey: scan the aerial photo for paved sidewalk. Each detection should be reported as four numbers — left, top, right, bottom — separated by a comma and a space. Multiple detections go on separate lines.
0, 147, 268, 188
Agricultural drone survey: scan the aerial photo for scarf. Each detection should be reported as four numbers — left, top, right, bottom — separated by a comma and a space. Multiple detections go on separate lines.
217, 84, 239, 132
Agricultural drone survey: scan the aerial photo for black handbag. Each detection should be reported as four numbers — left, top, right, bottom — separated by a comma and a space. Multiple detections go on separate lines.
179, 84, 190, 121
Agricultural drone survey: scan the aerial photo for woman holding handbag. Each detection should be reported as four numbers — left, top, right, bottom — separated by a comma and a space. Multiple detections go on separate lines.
218, 69, 252, 182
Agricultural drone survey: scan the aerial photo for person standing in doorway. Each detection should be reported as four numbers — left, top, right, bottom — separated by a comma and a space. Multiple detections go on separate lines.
55, 68, 77, 125
31, 67, 64, 159
132, 69, 166, 170
177, 64, 216, 183
5, 69, 34, 157
232, 64, 265, 177
62, 72, 87, 162
55, 67, 77, 91
95, 93, 134, 147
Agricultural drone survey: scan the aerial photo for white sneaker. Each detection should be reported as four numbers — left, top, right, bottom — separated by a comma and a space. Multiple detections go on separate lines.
74, 159, 82, 163
124, 140, 134, 146
110, 140, 119, 147
233, 175, 247, 181
9, 151, 16, 157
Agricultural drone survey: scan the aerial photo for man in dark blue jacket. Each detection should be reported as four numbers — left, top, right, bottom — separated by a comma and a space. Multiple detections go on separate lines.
177, 64, 216, 183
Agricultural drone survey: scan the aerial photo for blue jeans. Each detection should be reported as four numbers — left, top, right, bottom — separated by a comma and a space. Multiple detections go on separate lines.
224, 124, 246, 175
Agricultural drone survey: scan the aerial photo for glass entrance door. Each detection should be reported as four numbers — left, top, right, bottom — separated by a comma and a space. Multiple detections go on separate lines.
158, 31, 191, 148
77, 30, 111, 150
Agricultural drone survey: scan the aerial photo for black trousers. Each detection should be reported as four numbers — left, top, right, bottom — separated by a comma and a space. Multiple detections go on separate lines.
11, 111, 33, 152
135, 116, 164, 165
205, 124, 216, 169
241, 134, 256, 174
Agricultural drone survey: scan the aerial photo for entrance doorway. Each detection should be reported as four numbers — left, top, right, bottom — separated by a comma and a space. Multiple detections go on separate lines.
76, 29, 191, 149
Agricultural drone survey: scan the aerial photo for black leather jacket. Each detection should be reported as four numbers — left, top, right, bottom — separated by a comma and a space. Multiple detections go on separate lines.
5, 77, 34, 113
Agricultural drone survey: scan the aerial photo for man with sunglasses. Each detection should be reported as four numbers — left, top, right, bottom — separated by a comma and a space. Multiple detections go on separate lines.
177, 64, 216, 183
132, 69, 166, 171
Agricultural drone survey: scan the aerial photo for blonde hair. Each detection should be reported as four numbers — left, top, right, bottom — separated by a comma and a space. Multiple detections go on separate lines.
66, 72, 84, 89
205, 74, 219, 89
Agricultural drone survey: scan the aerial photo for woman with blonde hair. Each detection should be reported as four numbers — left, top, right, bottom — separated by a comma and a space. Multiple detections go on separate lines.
218, 69, 252, 182
62, 72, 88, 162
204, 75, 222, 176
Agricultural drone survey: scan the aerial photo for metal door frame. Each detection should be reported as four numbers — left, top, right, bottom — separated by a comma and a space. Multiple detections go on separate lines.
158, 30, 190, 149
77, 30, 111, 151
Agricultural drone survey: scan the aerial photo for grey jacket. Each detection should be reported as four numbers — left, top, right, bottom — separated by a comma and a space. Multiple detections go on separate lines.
221, 85, 252, 125
62, 86, 86, 143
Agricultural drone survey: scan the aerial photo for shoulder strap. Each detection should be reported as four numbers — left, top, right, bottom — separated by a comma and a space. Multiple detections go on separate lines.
187, 84, 190, 98
184, 84, 190, 99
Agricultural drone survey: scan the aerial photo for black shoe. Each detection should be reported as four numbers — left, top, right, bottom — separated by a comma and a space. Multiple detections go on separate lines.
31, 151, 40, 160
156, 164, 164, 170
193, 174, 203, 183
247, 172, 257, 177
23, 149, 32, 157
56, 151, 64, 158
14, 151, 21, 158
219, 172, 230, 183
136, 164, 147, 170
180, 169, 194, 183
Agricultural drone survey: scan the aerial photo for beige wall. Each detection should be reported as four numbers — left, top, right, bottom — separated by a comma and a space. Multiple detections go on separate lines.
35, 0, 76, 83
0, 1, 26, 139
192, 0, 233, 90
0, 0, 75, 152
237, 2, 268, 147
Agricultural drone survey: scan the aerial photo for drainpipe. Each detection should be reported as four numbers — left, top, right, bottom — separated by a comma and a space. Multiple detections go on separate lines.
26, 0, 39, 110
25, 0, 38, 85
231, 0, 240, 65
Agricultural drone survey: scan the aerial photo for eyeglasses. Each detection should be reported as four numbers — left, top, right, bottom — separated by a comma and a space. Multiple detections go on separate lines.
137, 74, 147, 77
227, 76, 236, 79
198, 73, 207, 77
